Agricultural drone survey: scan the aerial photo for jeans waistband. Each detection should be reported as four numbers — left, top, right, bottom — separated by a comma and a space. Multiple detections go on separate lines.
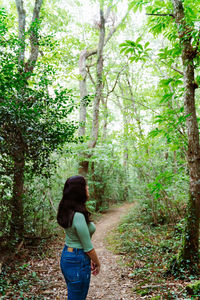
64, 245, 85, 254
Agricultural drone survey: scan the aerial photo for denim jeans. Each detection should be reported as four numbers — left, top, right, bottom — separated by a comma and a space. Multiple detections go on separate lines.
60, 245, 91, 300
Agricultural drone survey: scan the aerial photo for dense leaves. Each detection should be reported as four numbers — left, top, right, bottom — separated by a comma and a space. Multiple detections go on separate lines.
0, 8, 77, 238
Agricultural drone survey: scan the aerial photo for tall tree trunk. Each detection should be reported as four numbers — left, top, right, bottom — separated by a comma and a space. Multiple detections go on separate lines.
78, 50, 90, 175
78, 9, 105, 176
78, 8, 128, 176
170, 0, 200, 272
10, 152, 25, 236
78, 47, 98, 175
11, 0, 43, 238
89, 9, 105, 149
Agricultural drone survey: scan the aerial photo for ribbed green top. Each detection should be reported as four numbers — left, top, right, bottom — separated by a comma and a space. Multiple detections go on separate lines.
65, 212, 96, 252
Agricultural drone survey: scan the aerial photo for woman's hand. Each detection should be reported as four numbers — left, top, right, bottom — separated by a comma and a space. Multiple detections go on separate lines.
91, 261, 100, 276
86, 248, 100, 275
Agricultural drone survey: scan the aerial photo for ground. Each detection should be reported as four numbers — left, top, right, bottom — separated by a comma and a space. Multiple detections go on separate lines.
1, 203, 196, 299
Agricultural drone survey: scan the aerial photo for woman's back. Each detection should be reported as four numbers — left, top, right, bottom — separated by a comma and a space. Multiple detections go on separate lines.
65, 212, 96, 252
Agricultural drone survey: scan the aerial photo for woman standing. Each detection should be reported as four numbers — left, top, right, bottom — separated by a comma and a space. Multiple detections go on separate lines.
57, 175, 100, 300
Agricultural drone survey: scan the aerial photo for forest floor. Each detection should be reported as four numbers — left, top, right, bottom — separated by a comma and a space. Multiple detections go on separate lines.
1, 202, 138, 299
0, 202, 197, 299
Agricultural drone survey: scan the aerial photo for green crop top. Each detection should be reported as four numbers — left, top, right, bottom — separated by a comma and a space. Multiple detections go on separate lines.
65, 212, 96, 252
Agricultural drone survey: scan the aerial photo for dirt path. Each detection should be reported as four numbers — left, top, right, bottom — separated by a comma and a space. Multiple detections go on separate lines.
29, 203, 137, 299
87, 202, 136, 300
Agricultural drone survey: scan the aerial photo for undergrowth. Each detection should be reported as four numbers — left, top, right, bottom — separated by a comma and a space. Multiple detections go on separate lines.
107, 204, 199, 299
0, 236, 56, 299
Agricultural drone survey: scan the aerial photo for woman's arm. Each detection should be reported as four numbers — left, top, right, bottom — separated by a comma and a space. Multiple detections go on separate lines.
86, 248, 101, 275
74, 213, 100, 274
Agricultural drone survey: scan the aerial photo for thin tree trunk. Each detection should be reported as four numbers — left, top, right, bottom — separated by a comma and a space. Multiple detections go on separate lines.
173, 151, 177, 174
115, 94, 129, 199
79, 50, 89, 138
102, 96, 108, 141
125, 73, 143, 137
171, 0, 200, 271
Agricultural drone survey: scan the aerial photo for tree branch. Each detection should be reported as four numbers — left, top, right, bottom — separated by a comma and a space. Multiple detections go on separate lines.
84, 10, 129, 60
25, 0, 43, 75
107, 65, 127, 96
86, 66, 95, 86
161, 60, 184, 75
114, 93, 187, 141
169, 65, 184, 75
104, 6, 111, 21
105, 11, 129, 45
15, 0, 26, 68
146, 13, 174, 18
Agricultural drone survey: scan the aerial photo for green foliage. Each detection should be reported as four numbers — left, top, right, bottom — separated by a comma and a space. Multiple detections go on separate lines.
0, 248, 49, 299
128, 0, 149, 13
127, 129, 188, 225
1, 0, 199, 291
186, 281, 200, 297
120, 39, 151, 62
107, 206, 190, 298
0, 8, 77, 238
70, 142, 130, 212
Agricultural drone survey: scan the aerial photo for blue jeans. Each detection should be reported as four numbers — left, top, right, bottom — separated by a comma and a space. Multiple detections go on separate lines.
60, 245, 91, 300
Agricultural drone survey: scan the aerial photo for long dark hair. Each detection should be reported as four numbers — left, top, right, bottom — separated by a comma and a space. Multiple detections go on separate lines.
57, 175, 91, 228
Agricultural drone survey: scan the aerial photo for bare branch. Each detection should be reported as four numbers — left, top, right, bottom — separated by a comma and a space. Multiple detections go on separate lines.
85, 49, 98, 59
86, 61, 96, 68
107, 65, 127, 96
146, 13, 174, 18
86, 66, 95, 86
161, 60, 184, 75
169, 65, 184, 75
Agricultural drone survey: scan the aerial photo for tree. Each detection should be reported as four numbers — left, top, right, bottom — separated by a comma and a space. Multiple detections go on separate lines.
78, 1, 129, 175
169, 0, 200, 273
0, 2, 76, 238
128, 0, 200, 273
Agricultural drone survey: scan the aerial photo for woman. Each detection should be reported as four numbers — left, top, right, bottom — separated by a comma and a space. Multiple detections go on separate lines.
57, 175, 100, 300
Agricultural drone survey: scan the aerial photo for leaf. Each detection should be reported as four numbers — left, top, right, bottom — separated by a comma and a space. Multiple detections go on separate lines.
160, 93, 174, 103
144, 41, 150, 48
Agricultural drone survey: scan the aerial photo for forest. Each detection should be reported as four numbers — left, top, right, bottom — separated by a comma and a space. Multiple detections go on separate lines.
0, 0, 200, 299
